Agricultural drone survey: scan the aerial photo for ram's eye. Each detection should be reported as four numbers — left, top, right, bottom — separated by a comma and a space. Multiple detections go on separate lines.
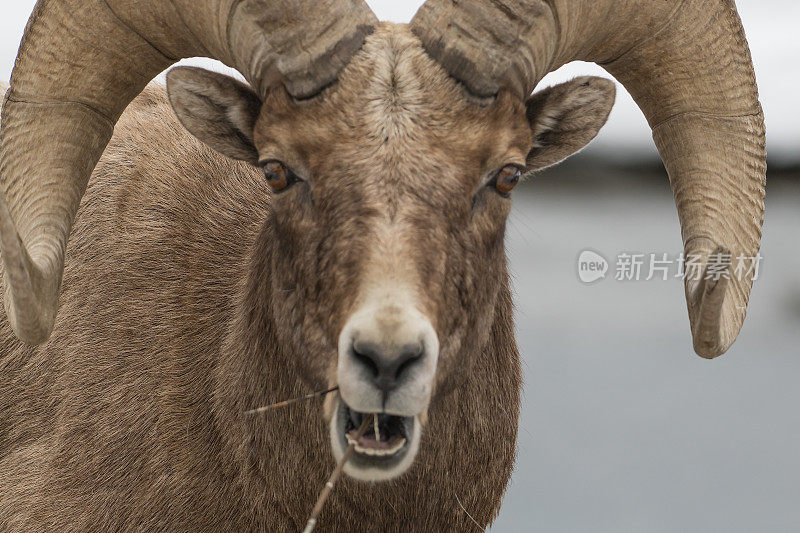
262, 160, 297, 193
491, 165, 522, 196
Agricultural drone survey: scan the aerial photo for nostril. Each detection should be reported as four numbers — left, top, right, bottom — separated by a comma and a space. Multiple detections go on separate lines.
394, 343, 423, 381
352, 342, 380, 378
394, 354, 417, 381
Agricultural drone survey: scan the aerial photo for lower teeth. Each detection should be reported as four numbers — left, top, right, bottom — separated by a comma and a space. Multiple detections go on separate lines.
346, 434, 407, 456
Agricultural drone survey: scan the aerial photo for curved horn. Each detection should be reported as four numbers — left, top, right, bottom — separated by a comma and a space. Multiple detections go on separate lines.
411, 0, 766, 358
0, 0, 377, 344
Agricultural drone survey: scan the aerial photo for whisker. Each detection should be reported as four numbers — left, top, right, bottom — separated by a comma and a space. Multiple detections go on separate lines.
302, 414, 374, 533
244, 386, 339, 415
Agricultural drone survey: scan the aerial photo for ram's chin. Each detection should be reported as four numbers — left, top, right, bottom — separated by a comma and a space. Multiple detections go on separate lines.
330, 399, 421, 482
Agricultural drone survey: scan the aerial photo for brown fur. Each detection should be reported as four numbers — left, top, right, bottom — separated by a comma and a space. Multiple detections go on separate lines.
0, 25, 612, 530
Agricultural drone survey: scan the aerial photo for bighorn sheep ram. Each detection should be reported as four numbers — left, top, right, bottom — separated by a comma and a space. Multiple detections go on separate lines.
0, 0, 765, 530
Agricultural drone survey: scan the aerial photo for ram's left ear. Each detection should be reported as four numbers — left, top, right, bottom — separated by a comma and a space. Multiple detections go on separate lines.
525, 76, 616, 171
166, 66, 262, 164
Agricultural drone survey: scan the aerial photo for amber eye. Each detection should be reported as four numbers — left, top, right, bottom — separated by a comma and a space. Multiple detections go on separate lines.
492, 165, 522, 196
262, 160, 296, 193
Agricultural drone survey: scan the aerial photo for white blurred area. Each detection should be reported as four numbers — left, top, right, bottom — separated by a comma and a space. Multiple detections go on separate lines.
1, 0, 797, 162
1, 3, 798, 532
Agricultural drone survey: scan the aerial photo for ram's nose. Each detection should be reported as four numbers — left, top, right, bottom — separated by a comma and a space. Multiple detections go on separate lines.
351, 338, 424, 393
337, 304, 438, 416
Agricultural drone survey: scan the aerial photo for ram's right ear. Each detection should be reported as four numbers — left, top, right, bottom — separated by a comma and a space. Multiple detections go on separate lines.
166, 67, 262, 164
525, 76, 615, 171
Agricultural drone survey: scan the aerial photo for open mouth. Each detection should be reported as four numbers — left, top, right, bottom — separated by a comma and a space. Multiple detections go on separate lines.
334, 399, 417, 478
345, 409, 409, 456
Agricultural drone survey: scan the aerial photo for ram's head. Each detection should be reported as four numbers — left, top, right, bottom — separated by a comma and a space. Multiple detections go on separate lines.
164, 25, 615, 478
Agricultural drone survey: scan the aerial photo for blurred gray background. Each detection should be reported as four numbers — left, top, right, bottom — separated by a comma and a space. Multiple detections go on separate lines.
2, 1, 798, 531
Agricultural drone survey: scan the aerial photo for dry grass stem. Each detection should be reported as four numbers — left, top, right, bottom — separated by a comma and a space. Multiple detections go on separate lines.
245, 387, 339, 415
302, 414, 374, 533
455, 493, 483, 531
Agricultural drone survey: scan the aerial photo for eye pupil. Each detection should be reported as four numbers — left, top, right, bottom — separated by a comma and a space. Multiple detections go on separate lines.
263, 161, 290, 192
495, 165, 521, 196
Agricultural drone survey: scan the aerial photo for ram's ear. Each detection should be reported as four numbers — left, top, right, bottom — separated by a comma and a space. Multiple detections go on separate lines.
525, 76, 616, 171
166, 67, 261, 164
